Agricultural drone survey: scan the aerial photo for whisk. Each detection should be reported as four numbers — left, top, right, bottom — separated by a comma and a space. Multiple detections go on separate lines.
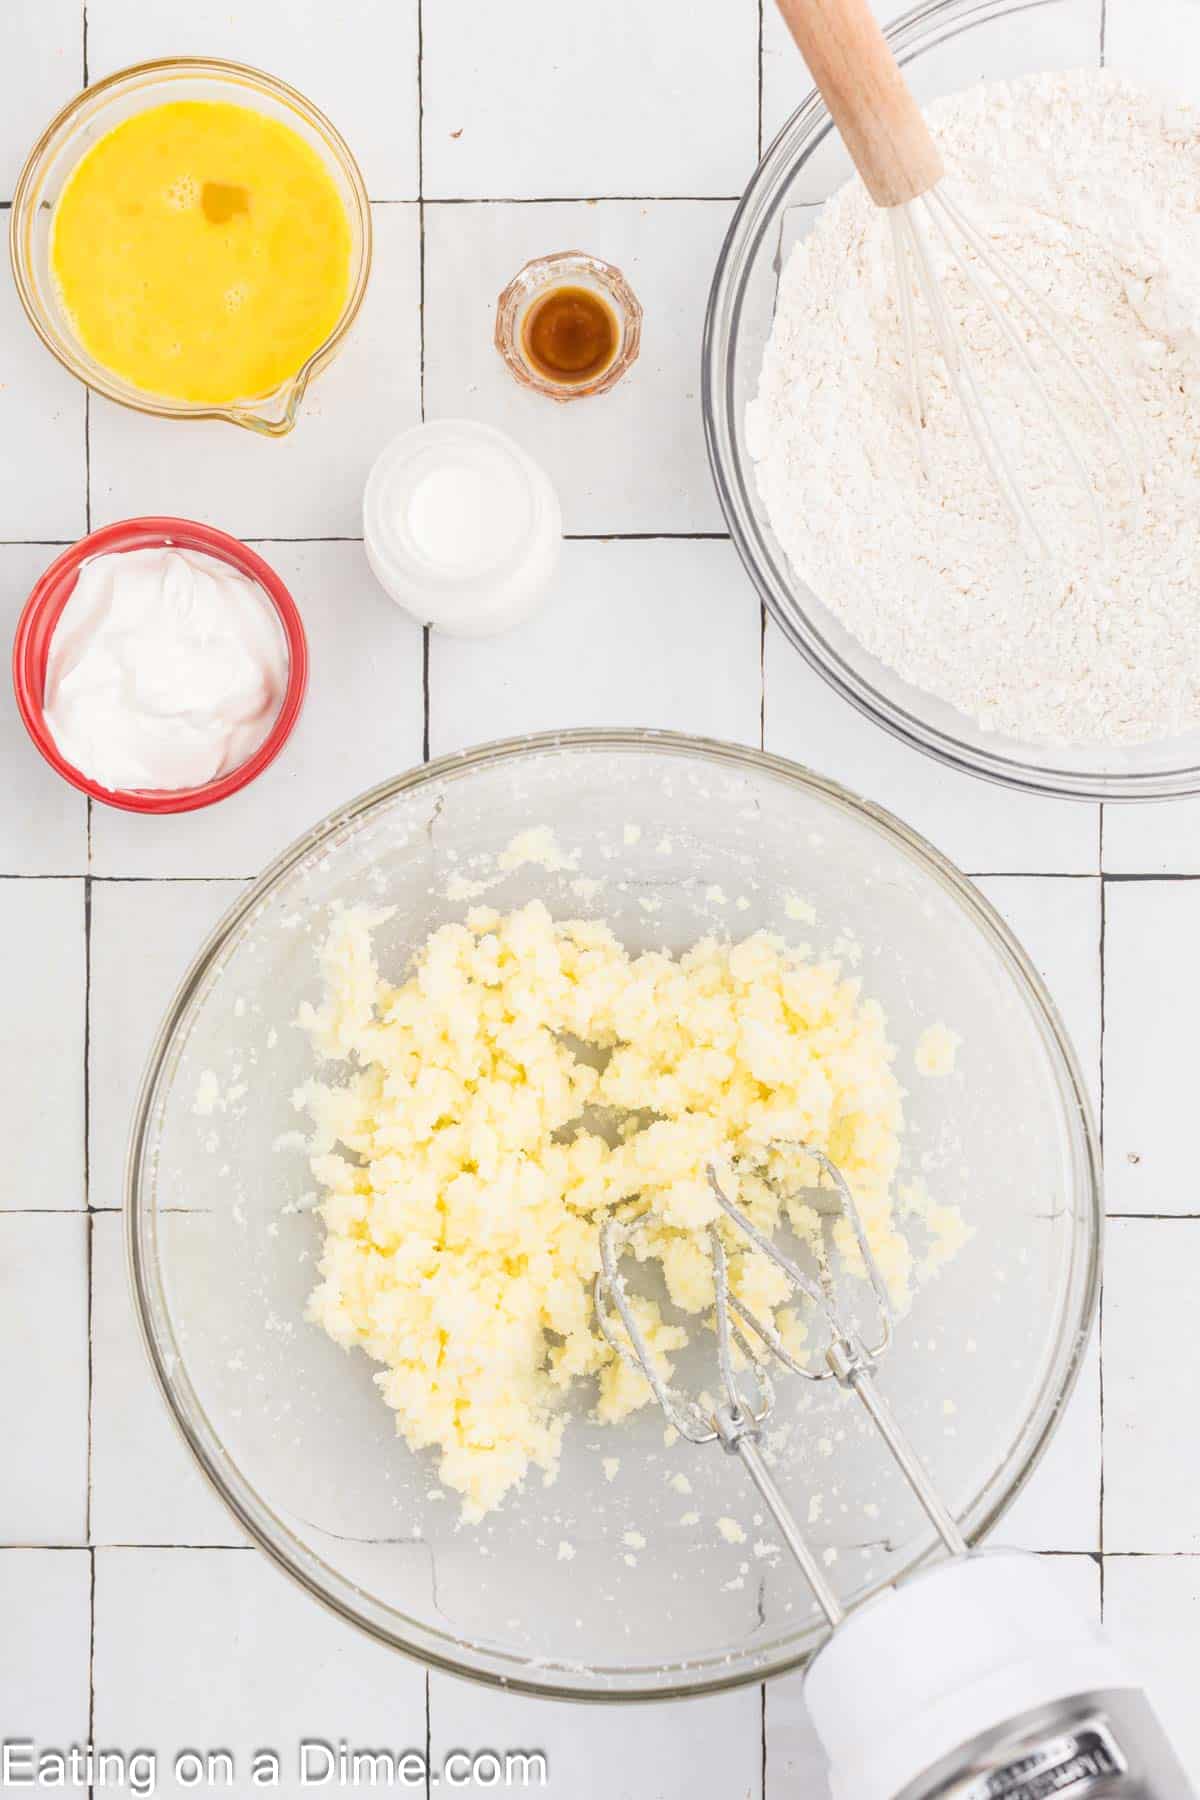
774, 0, 1141, 553
594, 1144, 1191, 1800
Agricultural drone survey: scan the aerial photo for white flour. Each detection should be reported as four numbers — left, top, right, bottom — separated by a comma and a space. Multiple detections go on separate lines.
747, 70, 1200, 746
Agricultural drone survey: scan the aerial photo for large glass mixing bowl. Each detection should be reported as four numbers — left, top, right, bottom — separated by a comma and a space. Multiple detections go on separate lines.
703, 0, 1200, 800
127, 731, 1099, 1698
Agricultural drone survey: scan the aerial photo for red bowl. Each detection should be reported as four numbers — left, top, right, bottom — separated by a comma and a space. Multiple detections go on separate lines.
13, 517, 308, 814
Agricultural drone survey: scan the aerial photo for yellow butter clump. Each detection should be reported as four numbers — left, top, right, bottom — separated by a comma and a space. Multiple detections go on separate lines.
297, 901, 910, 1520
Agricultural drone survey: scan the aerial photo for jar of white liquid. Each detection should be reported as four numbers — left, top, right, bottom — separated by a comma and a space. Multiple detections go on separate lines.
363, 419, 561, 635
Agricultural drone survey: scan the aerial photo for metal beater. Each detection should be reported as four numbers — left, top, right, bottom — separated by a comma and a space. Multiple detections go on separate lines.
773, 0, 1143, 555
594, 1144, 1192, 1800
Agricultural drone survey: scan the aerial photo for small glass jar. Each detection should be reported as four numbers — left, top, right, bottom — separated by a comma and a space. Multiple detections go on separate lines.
362, 420, 561, 636
494, 251, 642, 402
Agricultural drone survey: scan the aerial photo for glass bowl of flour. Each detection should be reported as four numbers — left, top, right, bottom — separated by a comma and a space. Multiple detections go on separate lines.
704, 0, 1200, 799
126, 731, 1098, 1695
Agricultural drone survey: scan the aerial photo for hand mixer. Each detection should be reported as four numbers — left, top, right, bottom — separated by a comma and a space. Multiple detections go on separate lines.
772, 0, 1142, 555
595, 1145, 1193, 1800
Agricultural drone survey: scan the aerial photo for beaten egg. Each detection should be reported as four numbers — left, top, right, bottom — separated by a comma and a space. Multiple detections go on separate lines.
50, 99, 352, 405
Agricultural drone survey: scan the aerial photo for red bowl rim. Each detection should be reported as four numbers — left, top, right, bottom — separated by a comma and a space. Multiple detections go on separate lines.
12, 516, 309, 814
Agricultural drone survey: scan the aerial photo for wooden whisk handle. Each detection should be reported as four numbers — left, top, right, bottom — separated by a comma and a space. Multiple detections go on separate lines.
775, 0, 944, 207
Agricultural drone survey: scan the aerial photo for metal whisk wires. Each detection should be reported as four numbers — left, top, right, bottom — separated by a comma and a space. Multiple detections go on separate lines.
593, 1141, 967, 1630
889, 187, 1142, 556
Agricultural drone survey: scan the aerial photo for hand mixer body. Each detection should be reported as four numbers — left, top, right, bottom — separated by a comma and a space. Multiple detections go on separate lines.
593, 1147, 1193, 1800
896, 1690, 1191, 1800
804, 1549, 1194, 1800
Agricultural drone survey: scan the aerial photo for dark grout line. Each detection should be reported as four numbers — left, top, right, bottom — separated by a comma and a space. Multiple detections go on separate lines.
83, 872, 94, 1549
1102, 871, 1200, 883
424, 1670, 433, 1800
81, 886, 92, 1199
81, 2, 88, 85
424, 193, 742, 206
417, 0, 426, 422
7, 1537, 1181, 1559
83, 393, 92, 535
1098, 874, 1107, 1564
1103, 1549, 1200, 1559
0, 873, 251, 884
0, 866, 1175, 887
2, 1209, 97, 1224
417, 0, 430, 774
759, 601, 766, 752
422, 629, 431, 763
95, 1542, 257, 1552
8, 1206, 205, 1215
759, 1683, 767, 1800
0, 539, 75, 546
0, 1543, 98, 1553
562, 531, 731, 542
87, 1546, 96, 1795
1099, 0, 1108, 66
1107, 1211, 1200, 1221
83, 1216, 94, 1523
756, 0, 765, 161
226, 532, 738, 546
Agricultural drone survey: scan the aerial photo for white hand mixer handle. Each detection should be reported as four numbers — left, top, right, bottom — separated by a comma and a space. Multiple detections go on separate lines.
803, 1550, 1194, 1799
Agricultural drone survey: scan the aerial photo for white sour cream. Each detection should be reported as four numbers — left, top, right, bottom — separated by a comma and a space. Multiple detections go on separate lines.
43, 546, 289, 792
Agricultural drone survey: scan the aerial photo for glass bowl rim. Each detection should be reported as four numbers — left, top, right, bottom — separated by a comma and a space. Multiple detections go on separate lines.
8, 54, 373, 436
125, 726, 1102, 1700
701, 0, 1200, 802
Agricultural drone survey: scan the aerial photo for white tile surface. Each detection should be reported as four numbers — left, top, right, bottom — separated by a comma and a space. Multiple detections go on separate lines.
429, 538, 761, 756
0, 879, 85, 1211
1104, 0, 1200, 96
85, 0, 420, 198
0, 548, 89, 874
0, 1216, 88, 1543
88, 880, 247, 1211
2, 0, 1198, 1787
90, 540, 424, 877
422, 0, 757, 199
1104, 1220, 1200, 1552
0, 1550, 90, 1744
0, 0, 80, 198
763, 1671, 831, 1800
424, 200, 733, 534
0, 243, 88, 543
430, 1674, 762, 1800
1102, 882, 1199, 1215
90, 1213, 246, 1547
1103, 801, 1200, 876
93, 1547, 427, 1798
763, 624, 1100, 876
89, 205, 420, 539
1104, 1554, 1200, 1781
762, 1558, 1101, 1800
